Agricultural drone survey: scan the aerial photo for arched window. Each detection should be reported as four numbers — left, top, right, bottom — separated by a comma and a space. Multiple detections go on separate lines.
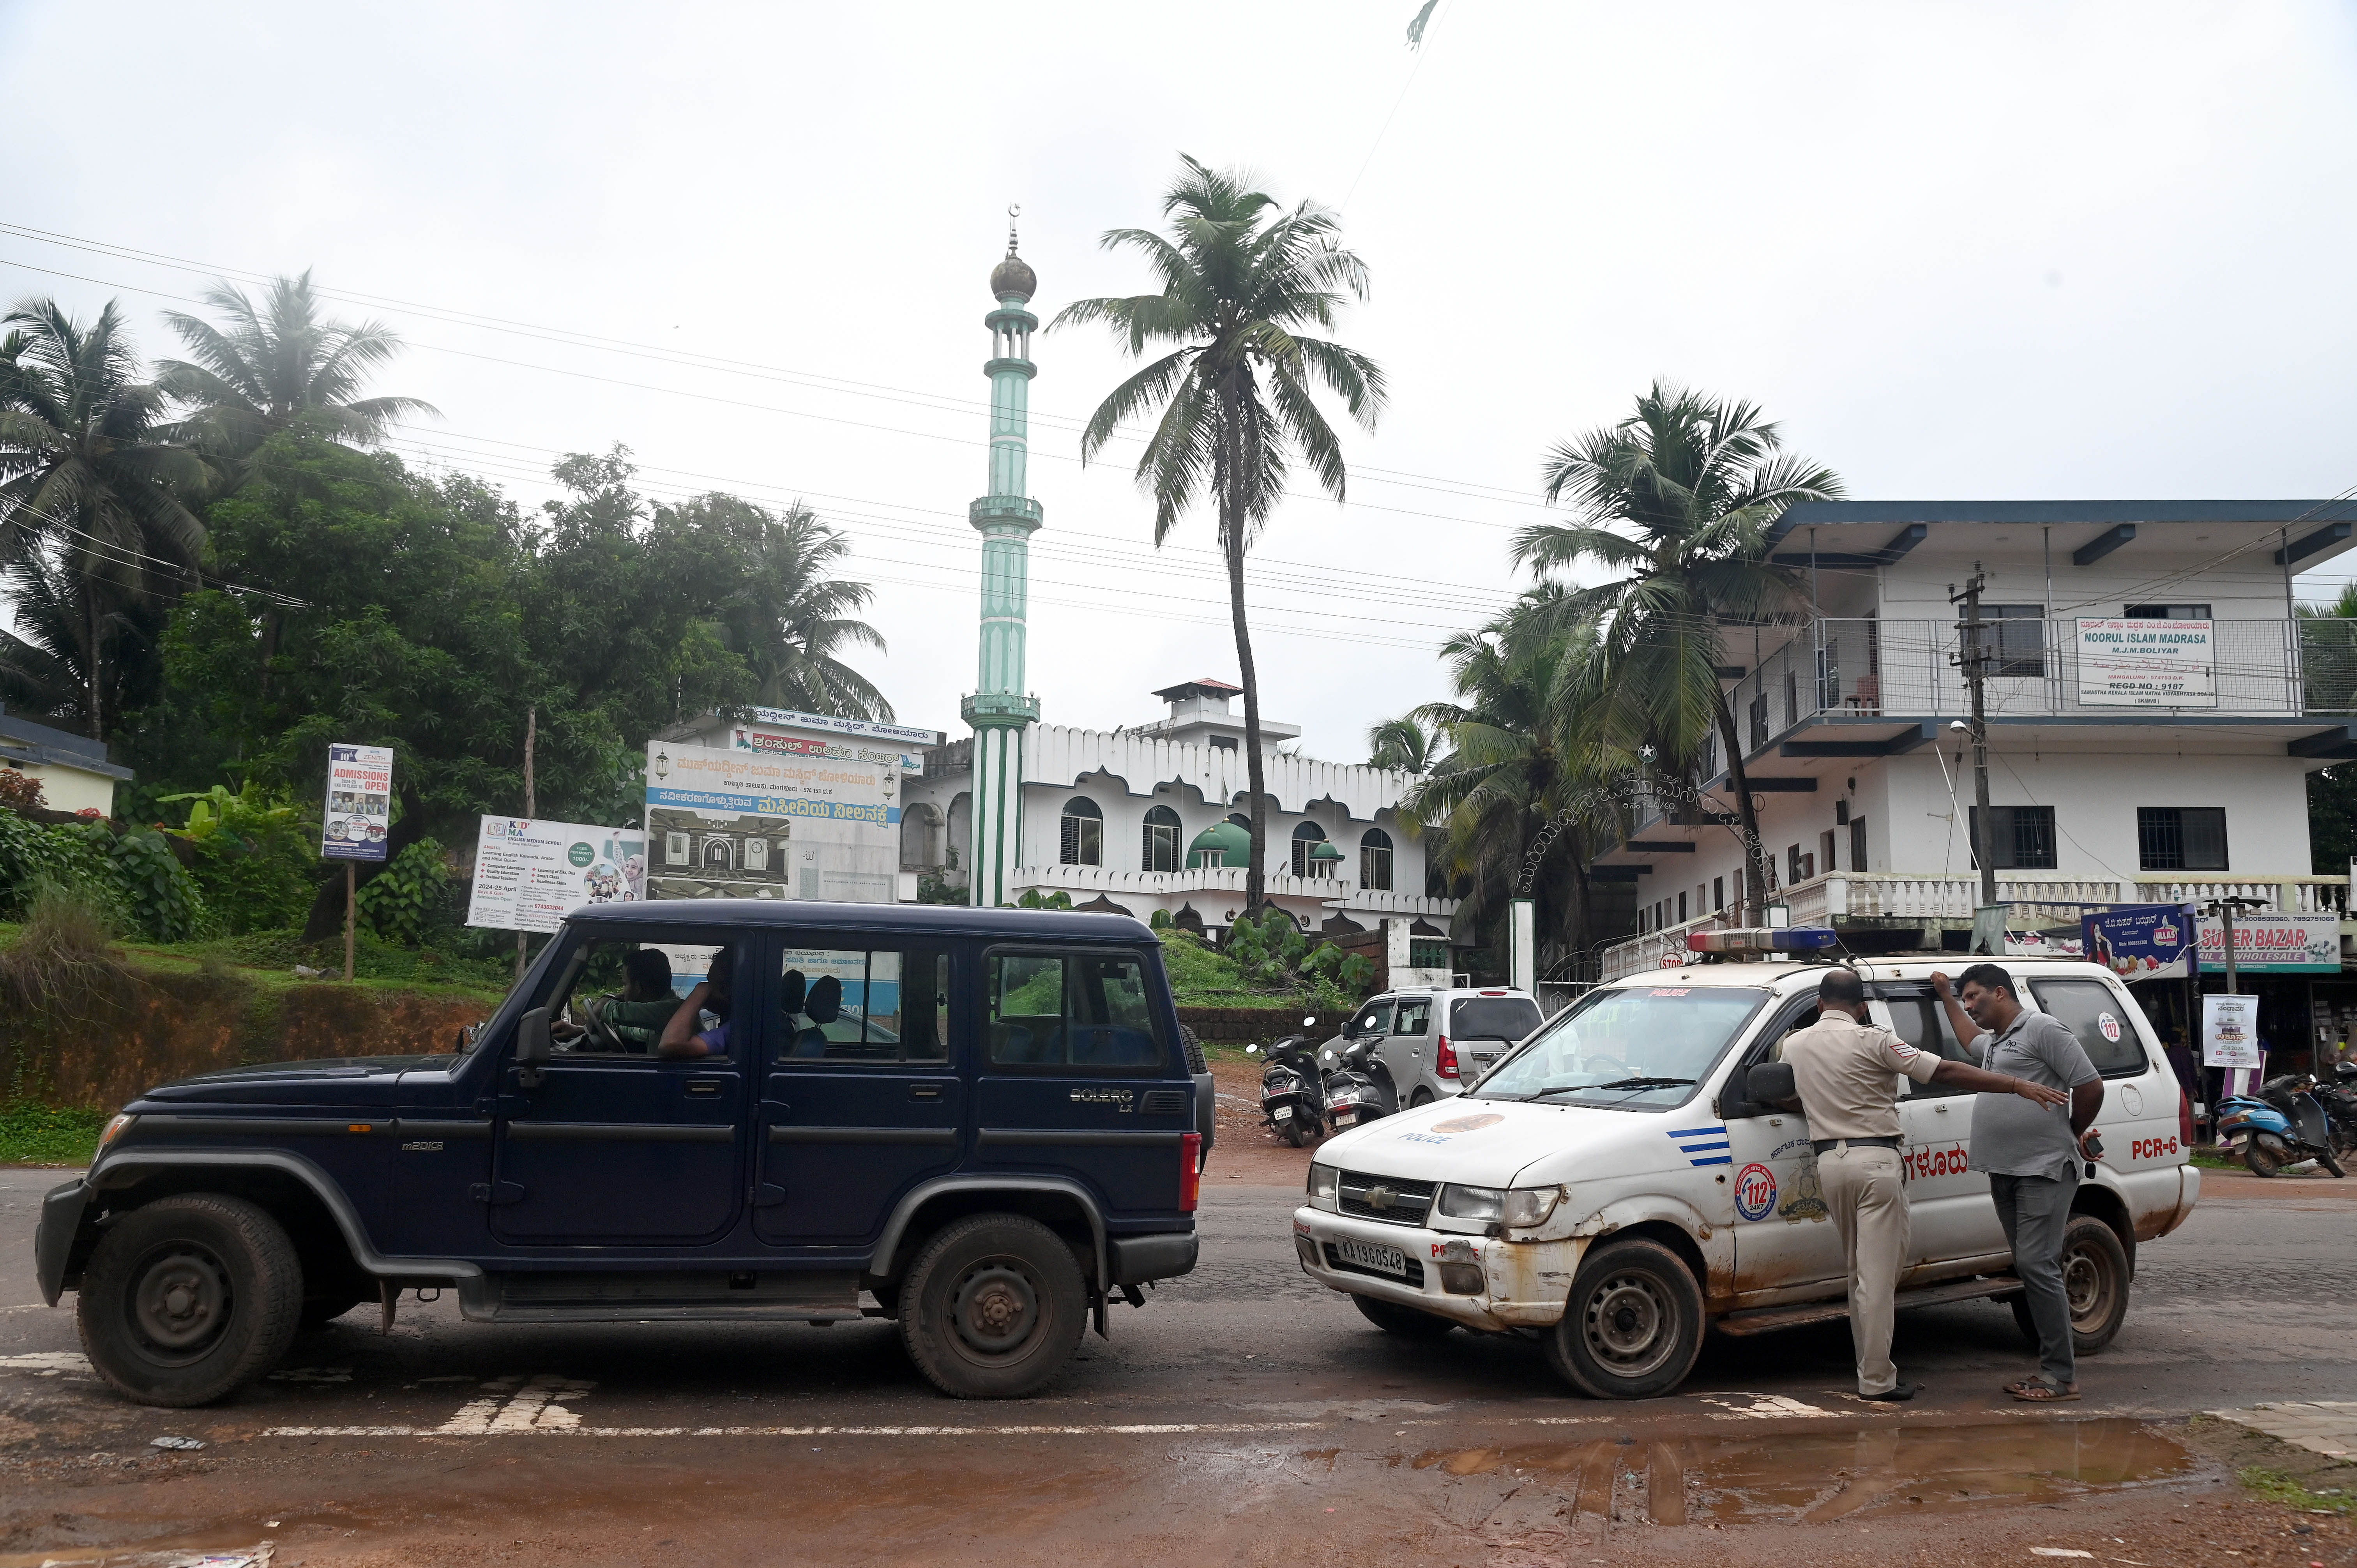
702, 837, 733, 871
1141, 805, 1182, 872
1290, 821, 1329, 878
1059, 796, 1103, 866
1226, 812, 1251, 831
1360, 827, 1394, 891
900, 801, 943, 870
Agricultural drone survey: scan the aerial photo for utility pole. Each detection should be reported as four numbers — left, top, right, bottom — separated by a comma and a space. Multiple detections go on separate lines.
1951, 567, 1999, 943
515, 705, 536, 983
2203, 894, 2267, 997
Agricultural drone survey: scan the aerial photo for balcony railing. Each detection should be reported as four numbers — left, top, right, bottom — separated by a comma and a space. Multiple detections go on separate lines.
1014, 862, 1459, 918
1721, 618, 2357, 751
1597, 871, 2354, 982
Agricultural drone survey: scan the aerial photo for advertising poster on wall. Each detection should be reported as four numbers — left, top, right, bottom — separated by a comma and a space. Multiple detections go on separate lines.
2194, 911, 2340, 973
644, 741, 898, 904
465, 817, 647, 934
2081, 905, 2199, 982
2202, 992, 2263, 1068
320, 743, 394, 862
728, 706, 936, 775
2074, 618, 2216, 708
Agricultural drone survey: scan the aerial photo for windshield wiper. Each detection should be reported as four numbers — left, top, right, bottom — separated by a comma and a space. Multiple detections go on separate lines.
1514, 1076, 1696, 1102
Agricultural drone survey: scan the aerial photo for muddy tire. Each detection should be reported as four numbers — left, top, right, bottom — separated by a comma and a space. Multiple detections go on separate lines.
898, 1213, 1086, 1400
76, 1194, 303, 1407
1409, 1088, 1435, 1109
2243, 1139, 2284, 1178
1352, 1293, 1458, 1338
1280, 1116, 1310, 1148
1542, 1237, 1705, 1400
2010, 1215, 2132, 1357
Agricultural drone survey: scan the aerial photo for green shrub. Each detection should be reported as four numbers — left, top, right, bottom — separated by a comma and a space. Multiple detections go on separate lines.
163, 783, 317, 935
0, 1102, 106, 1165
109, 829, 210, 942
355, 839, 452, 947
0, 881, 140, 1048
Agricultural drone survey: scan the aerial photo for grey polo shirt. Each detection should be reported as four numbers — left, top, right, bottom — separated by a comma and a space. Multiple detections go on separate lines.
1968, 1008, 2100, 1181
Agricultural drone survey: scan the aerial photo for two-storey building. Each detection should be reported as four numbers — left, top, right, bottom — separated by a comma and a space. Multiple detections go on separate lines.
1593, 501, 2357, 1067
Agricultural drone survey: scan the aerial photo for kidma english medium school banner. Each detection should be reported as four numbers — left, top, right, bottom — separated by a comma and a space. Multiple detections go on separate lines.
466, 817, 646, 934
644, 741, 898, 903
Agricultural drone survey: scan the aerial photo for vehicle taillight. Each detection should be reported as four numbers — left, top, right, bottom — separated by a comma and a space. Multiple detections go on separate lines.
1436, 1037, 1459, 1079
2178, 1079, 2194, 1152
1179, 1133, 1202, 1211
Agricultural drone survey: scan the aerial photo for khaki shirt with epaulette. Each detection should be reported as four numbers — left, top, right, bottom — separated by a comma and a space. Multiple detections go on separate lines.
1777, 1011, 1940, 1141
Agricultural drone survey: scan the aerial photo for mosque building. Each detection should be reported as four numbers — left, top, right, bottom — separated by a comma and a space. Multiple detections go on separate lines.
896, 221, 1458, 943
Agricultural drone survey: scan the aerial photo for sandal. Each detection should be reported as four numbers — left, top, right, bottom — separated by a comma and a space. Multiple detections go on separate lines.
2006, 1379, 2081, 1402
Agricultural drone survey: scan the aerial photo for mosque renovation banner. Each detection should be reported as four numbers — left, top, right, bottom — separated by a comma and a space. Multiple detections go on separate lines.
466, 817, 647, 934
644, 740, 899, 904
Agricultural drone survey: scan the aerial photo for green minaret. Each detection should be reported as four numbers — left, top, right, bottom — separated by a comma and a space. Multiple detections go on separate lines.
961, 209, 1042, 908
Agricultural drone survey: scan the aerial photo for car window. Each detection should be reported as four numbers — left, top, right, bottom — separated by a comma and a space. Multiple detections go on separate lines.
1352, 1001, 1394, 1038
1878, 992, 1976, 1098
1478, 984, 1769, 1110
2027, 978, 2149, 1078
1450, 997, 1541, 1044
776, 945, 949, 1064
545, 936, 740, 1061
986, 950, 1166, 1072
1393, 999, 1431, 1037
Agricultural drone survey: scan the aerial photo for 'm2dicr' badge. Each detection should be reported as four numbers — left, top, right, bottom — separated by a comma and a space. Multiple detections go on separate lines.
1733, 1161, 1779, 1222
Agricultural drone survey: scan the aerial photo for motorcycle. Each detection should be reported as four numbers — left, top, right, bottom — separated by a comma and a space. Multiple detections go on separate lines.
1247, 1021, 1329, 1148
2322, 1061, 2357, 1160
1317, 1030, 1392, 1131
2216, 1073, 2348, 1178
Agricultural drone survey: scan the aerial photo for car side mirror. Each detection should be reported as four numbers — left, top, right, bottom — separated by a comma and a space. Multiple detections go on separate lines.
1744, 1061, 1796, 1106
516, 1006, 553, 1087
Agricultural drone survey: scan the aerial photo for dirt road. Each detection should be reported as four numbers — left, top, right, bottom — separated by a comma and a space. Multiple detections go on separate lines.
4, 1152, 2354, 1565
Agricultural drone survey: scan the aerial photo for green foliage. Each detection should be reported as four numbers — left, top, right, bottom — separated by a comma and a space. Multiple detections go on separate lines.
162, 782, 316, 934
2237, 1467, 2353, 1515
1148, 908, 1174, 930
108, 828, 208, 941
354, 839, 451, 947
0, 1102, 106, 1165
1013, 888, 1074, 909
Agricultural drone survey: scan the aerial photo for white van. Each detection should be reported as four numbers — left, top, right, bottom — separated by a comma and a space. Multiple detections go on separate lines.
1291, 954, 2196, 1399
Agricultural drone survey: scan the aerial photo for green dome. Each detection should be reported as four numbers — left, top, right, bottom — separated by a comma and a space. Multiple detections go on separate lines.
1187, 821, 1252, 866
1308, 840, 1345, 862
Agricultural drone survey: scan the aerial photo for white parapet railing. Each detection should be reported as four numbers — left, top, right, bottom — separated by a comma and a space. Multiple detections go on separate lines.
1009, 862, 1460, 921
1596, 870, 2357, 982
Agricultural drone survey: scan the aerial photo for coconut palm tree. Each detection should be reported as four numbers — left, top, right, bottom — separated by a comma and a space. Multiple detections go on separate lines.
158, 272, 439, 465
0, 542, 170, 739
1053, 156, 1387, 911
0, 298, 212, 741
1366, 713, 1436, 773
1511, 382, 1841, 916
1403, 591, 1629, 966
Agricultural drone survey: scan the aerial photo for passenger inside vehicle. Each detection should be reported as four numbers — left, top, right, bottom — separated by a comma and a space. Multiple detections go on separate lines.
658, 946, 735, 1059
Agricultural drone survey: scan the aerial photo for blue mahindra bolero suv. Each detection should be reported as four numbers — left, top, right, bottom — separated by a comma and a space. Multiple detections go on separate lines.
35, 902, 1210, 1407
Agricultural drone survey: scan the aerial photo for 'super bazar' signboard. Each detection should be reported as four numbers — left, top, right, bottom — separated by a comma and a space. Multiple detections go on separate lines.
2194, 911, 2340, 973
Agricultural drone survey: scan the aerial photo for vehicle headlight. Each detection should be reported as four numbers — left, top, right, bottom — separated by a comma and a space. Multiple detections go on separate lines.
1306, 1163, 1339, 1210
1437, 1184, 1560, 1228
97, 1113, 136, 1151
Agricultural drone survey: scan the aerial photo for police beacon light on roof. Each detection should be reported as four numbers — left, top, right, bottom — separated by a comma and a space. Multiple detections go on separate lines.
1686, 927, 1841, 954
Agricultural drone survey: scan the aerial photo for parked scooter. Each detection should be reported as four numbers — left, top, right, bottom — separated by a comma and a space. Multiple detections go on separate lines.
1317, 1030, 1391, 1130
2216, 1073, 2348, 1178
2321, 1061, 2357, 1160
1247, 1021, 1329, 1148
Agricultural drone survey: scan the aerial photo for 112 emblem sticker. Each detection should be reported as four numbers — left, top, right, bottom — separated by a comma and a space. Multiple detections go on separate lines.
1733, 1161, 1779, 1221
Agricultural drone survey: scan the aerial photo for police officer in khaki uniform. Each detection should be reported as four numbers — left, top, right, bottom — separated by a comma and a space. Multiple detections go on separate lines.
1775, 968, 2070, 1401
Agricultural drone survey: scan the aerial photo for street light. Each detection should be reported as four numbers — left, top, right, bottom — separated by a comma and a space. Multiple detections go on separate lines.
654, 750, 671, 780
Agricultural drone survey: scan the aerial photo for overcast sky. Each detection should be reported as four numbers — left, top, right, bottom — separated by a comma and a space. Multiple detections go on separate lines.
4, 1, 2354, 761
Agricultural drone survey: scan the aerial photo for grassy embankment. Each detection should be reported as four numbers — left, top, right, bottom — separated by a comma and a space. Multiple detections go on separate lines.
0, 922, 509, 1166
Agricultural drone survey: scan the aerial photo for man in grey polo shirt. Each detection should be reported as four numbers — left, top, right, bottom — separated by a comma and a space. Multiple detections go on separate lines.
1936, 962, 2106, 1403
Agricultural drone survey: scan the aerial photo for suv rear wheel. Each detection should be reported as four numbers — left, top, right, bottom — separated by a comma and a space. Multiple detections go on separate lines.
78, 1194, 304, 1407
898, 1213, 1087, 1399
1542, 1237, 1705, 1400
2010, 1214, 2131, 1356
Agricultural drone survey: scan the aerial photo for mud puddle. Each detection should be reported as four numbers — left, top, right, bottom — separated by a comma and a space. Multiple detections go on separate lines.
1398, 1416, 2196, 1525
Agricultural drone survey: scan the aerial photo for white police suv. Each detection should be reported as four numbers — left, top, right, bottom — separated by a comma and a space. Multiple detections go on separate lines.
1291, 944, 2197, 1398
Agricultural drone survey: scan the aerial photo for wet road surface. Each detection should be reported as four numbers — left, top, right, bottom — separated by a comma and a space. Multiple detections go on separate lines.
4, 1167, 2355, 1564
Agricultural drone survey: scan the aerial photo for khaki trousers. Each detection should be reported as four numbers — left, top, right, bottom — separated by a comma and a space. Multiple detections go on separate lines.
1818, 1143, 1910, 1396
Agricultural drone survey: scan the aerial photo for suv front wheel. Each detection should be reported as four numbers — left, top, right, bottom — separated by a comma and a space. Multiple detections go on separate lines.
77, 1194, 304, 1407
1542, 1237, 1705, 1400
898, 1213, 1087, 1399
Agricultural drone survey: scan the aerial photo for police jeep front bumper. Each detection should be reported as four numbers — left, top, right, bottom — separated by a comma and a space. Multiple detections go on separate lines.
1290, 1205, 1585, 1331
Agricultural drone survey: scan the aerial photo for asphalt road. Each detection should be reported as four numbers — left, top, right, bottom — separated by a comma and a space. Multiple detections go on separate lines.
3, 1166, 2354, 1566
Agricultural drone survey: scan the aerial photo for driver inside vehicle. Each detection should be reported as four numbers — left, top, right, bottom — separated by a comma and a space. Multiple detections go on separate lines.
552, 947, 680, 1054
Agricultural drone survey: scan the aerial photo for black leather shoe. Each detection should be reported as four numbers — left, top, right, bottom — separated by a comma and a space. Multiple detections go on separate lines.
1861, 1381, 1925, 1403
